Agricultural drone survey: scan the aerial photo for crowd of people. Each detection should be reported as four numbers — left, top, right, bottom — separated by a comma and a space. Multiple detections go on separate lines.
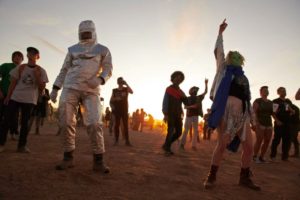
0, 19, 299, 192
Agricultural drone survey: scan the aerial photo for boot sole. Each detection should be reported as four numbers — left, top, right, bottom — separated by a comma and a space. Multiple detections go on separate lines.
204, 182, 216, 189
55, 164, 74, 170
239, 183, 261, 191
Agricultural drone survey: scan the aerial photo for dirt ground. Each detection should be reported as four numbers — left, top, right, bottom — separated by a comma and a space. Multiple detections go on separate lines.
0, 121, 299, 200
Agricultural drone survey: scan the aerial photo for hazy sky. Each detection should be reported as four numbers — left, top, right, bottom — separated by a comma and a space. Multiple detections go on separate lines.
0, 0, 299, 119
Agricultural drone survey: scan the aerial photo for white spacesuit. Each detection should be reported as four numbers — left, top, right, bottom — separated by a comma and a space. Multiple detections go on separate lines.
50, 20, 112, 173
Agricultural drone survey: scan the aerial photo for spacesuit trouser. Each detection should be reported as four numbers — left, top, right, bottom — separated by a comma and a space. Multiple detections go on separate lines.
180, 116, 199, 147
59, 88, 105, 154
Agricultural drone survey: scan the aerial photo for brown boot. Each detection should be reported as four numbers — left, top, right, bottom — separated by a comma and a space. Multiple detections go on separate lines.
239, 168, 261, 191
204, 165, 218, 189
56, 151, 74, 170
93, 154, 110, 174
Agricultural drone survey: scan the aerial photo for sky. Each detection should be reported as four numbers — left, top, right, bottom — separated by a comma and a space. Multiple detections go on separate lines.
0, 0, 299, 119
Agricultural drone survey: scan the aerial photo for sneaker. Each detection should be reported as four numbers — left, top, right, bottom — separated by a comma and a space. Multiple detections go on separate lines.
17, 146, 31, 153
0, 145, 5, 153
258, 156, 267, 163
269, 157, 277, 162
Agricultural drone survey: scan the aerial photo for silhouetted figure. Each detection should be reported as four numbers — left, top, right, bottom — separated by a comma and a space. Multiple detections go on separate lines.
110, 77, 133, 146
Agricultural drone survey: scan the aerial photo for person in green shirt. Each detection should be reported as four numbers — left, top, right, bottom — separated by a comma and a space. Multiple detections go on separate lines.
0, 51, 24, 139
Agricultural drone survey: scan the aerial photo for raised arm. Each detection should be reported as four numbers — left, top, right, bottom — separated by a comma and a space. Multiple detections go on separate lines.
200, 78, 208, 96
123, 81, 133, 94
295, 88, 300, 100
214, 19, 227, 69
209, 19, 228, 100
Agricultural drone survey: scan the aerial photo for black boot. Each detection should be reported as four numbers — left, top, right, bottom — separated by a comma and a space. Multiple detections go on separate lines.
56, 151, 74, 170
239, 168, 261, 191
93, 154, 110, 174
204, 165, 218, 189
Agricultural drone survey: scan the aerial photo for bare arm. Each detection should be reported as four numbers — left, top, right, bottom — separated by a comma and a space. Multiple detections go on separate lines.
34, 66, 46, 91
4, 77, 17, 105
200, 78, 208, 96
123, 81, 133, 94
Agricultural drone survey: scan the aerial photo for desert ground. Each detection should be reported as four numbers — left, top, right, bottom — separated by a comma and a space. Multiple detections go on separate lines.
0, 121, 299, 200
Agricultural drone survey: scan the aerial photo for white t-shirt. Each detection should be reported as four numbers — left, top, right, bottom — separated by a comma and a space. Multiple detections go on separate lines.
10, 65, 49, 105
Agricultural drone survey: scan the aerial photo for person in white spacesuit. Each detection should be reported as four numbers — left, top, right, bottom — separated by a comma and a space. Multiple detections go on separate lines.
50, 20, 112, 173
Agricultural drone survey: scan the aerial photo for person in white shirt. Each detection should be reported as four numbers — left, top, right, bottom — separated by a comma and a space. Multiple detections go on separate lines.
0, 47, 48, 153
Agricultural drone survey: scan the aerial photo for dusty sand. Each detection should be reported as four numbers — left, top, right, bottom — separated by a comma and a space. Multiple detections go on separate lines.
0, 121, 299, 200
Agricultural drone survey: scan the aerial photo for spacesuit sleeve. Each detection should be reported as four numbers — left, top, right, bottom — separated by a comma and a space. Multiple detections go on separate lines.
98, 48, 113, 84
53, 52, 72, 89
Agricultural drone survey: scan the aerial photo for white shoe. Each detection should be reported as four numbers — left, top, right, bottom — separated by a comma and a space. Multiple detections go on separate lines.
254, 157, 261, 164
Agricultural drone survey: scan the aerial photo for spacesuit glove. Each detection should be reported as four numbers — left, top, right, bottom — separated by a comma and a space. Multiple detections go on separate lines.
50, 89, 58, 103
87, 76, 103, 89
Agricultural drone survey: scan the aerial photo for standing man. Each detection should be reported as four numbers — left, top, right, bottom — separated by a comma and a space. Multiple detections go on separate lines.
50, 20, 112, 173
252, 86, 276, 163
270, 87, 294, 161
0, 47, 48, 153
0, 51, 24, 140
179, 79, 208, 150
203, 20, 260, 190
139, 108, 147, 132
110, 77, 133, 146
162, 71, 187, 155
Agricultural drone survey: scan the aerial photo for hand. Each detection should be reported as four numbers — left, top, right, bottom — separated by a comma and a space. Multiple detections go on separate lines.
4, 96, 10, 105
50, 89, 58, 103
190, 104, 198, 109
207, 127, 214, 135
219, 18, 227, 35
163, 115, 168, 123
251, 125, 256, 132
205, 78, 208, 85
87, 76, 103, 89
275, 120, 283, 126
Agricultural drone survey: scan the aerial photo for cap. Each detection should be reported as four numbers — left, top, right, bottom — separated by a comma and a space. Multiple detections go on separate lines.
189, 86, 199, 95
